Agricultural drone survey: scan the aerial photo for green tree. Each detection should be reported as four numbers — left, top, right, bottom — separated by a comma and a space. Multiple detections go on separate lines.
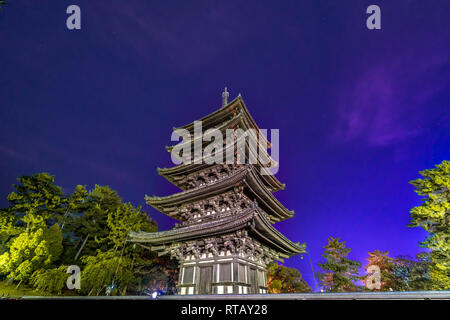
0, 173, 163, 295
0, 207, 21, 254
267, 262, 312, 293
317, 237, 362, 292
0, 173, 76, 271
409, 160, 450, 289
406, 252, 433, 291
67, 185, 124, 259
106, 202, 157, 250
0, 224, 63, 283
80, 250, 136, 296
30, 265, 69, 295
2, 173, 68, 231
61, 184, 158, 295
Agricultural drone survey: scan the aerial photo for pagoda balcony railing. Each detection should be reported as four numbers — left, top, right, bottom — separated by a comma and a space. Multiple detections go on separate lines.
175, 207, 248, 228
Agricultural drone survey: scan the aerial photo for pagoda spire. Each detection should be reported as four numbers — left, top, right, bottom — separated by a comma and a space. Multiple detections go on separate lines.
222, 87, 229, 107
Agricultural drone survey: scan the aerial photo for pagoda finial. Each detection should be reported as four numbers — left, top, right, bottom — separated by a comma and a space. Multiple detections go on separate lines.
222, 87, 229, 107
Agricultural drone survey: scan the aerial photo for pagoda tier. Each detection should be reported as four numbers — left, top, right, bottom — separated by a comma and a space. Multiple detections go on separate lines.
161, 132, 284, 192
146, 165, 293, 223
130, 204, 304, 295
167, 111, 280, 188
158, 162, 284, 193
171, 94, 272, 149
166, 106, 274, 162
130, 204, 305, 260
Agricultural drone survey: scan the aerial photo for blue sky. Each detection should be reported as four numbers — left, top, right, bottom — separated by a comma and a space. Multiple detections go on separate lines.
1, 1, 449, 289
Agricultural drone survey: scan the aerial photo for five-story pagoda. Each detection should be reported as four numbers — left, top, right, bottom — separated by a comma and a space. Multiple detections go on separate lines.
130, 89, 305, 295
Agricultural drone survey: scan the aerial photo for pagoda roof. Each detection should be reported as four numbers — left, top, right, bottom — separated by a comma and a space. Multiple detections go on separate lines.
146, 165, 293, 222
129, 206, 305, 257
166, 106, 271, 155
158, 162, 285, 193
171, 95, 272, 149
159, 131, 284, 192
167, 131, 279, 176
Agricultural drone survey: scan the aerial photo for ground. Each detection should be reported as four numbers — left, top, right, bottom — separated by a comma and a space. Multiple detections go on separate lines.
0, 281, 47, 297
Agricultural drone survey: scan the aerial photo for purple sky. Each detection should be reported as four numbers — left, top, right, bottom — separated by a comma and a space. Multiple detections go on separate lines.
1, 1, 449, 290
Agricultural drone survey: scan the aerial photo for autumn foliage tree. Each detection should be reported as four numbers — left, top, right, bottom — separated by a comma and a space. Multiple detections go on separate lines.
363, 250, 407, 291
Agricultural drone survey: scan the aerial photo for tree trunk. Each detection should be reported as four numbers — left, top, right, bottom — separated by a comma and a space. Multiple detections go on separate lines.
74, 234, 89, 260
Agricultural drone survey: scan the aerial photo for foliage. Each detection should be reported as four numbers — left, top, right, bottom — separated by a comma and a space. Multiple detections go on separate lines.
267, 262, 312, 293
0, 280, 49, 297
4, 173, 68, 231
363, 250, 434, 292
66, 185, 122, 257
409, 160, 450, 289
30, 265, 69, 294
63, 185, 156, 258
134, 253, 179, 294
363, 250, 407, 291
72, 187, 158, 296
0, 224, 63, 282
317, 237, 362, 292
0, 207, 21, 255
107, 202, 157, 250
0, 172, 164, 296
395, 253, 433, 291
80, 250, 136, 296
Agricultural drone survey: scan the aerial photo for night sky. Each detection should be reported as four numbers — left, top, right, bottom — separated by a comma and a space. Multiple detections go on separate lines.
1, 1, 449, 290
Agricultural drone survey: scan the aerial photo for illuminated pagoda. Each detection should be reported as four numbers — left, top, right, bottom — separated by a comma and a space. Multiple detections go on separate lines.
130, 89, 305, 295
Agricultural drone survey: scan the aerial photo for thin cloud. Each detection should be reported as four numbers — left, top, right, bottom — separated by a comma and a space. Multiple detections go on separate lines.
0, 144, 34, 164
89, 2, 263, 73
332, 51, 450, 148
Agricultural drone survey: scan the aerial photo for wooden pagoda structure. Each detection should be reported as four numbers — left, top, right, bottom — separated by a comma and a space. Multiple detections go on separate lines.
130, 90, 305, 295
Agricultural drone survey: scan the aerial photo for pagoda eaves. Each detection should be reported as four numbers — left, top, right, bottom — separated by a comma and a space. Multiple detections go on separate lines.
129, 205, 304, 259
145, 165, 293, 223
171, 95, 272, 150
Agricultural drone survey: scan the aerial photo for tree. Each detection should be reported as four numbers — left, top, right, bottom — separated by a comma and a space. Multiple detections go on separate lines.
61, 184, 159, 295
317, 237, 362, 292
0, 173, 69, 266
30, 265, 69, 295
67, 185, 122, 258
266, 262, 312, 293
409, 160, 450, 289
0, 173, 71, 287
0, 207, 21, 255
106, 202, 157, 250
2, 173, 68, 232
0, 224, 63, 283
406, 252, 433, 291
134, 254, 179, 295
80, 250, 136, 296
363, 250, 407, 291
0, 172, 166, 296
390, 253, 435, 291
